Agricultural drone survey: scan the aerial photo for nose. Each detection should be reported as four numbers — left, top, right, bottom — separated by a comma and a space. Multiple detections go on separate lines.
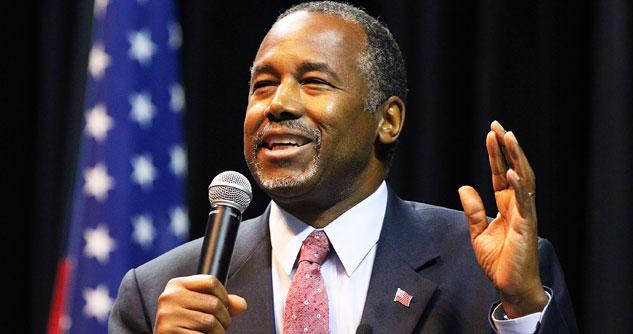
265, 80, 303, 121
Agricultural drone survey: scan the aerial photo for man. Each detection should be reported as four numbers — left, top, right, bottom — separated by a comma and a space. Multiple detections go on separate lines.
110, 2, 577, 333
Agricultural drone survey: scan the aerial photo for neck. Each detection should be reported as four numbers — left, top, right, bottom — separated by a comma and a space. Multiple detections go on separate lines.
275, 179, 384, 228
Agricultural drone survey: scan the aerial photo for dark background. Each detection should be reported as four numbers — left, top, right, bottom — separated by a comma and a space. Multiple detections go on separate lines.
2, 0, 631, 332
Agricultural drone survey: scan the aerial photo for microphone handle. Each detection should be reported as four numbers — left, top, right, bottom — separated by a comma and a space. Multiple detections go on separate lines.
197, 205, 242, 283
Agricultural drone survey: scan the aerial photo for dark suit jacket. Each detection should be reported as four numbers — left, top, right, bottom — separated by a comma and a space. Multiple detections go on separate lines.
109, 190, 578, 333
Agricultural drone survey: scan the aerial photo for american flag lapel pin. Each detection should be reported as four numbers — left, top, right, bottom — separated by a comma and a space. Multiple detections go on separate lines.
393, 288, 413, 307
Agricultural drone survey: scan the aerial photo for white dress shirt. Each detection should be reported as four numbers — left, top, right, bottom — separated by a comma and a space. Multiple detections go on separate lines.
270, 182, 388, 334
268, 181, 547, 333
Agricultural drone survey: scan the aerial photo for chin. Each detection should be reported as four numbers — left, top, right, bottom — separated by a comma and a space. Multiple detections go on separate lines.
252, 163, 320, 199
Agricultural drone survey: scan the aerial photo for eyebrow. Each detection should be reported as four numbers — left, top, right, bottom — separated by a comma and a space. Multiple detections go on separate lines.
250, 63, 279, 78
250, 61, 341, 82
296, 62, 341, 82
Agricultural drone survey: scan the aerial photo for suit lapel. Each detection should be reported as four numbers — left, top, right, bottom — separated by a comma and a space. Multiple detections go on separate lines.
358, 190, 442, 333
224, 190, 445, 333
225, 207, 276, 334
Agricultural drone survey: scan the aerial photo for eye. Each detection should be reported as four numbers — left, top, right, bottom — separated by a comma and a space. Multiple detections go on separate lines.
301, 77, 331, 86
252, 80, 277, 91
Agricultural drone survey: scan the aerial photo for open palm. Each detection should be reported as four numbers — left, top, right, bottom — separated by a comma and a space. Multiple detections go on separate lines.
458, 121, 547, 318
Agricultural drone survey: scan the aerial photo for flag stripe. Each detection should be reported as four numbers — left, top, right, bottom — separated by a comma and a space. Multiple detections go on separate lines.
47, 259, 72, 334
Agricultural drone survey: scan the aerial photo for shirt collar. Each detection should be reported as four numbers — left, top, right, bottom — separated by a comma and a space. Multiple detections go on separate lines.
269, 181, 388, 277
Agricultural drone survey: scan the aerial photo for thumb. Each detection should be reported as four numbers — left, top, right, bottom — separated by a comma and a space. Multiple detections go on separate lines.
228, 294, 248, 316
458, 185, 488, 240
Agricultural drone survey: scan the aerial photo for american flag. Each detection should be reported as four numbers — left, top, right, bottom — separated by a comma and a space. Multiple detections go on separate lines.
47, 0, 189, 333
394, 288, 413, 307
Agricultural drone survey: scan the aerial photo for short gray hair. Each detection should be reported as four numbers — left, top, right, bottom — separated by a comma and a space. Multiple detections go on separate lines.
278, 1, 408, 113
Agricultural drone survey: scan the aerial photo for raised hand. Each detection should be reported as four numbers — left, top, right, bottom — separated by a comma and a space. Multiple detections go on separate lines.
458, 120, 548, 318
154, 274, 247, 333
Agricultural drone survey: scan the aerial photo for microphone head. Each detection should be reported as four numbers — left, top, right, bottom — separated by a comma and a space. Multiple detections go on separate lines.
208, 171, 252, 214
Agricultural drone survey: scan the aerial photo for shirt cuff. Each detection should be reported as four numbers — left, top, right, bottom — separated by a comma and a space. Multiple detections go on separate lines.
491, 289, 552, 334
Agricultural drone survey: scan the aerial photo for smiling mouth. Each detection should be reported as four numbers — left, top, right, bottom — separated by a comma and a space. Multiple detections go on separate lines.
253, 121, 322, 161
263, 135, 312, 151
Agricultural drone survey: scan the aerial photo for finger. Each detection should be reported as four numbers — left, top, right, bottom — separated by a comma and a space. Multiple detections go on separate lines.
164, 288, 230, 316
491, 120, 511, 167
177, 308, 226, 334
155, 306, 226, 333
158, 288, 232, 329
503, 131, 535, 183
486, 131, 509, 192
197, 293, 232, 329
178, 275, 230, 308
490, 120, 507, 139
507, 168, 535, 219
228, 294, 248, 316
458, 186, 488, 240
171, 329, 199, 334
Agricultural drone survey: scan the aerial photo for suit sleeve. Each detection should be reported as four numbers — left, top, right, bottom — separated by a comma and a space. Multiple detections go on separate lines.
108, 268, 153, 333
535, 238, 579, 333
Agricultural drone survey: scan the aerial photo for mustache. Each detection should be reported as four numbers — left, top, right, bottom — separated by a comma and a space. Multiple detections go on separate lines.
254, 120, 321, 148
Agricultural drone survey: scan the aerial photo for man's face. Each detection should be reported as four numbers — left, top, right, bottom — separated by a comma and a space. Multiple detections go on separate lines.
244, 11, 382, 204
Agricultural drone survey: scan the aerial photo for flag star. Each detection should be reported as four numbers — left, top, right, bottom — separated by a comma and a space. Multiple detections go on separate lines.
131, 214, 156, 248
169, 83, 185, 113
83, 162, 115, 201
169, 145, 187, 177
169, 206, 189, 238
88, 43, 111, 80
168, 22, 182, 50
82, 284, 113, 322
84, 103, 114, 142
129, 92, 156, 128
59, 315, 72, 331
93, 0, 110, 17
131, 154, 157, 190
83, 224, 116, 263
128, 29, 156, 66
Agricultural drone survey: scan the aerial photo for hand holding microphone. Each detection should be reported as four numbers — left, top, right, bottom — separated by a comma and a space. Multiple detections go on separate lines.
154, 171, 252, 333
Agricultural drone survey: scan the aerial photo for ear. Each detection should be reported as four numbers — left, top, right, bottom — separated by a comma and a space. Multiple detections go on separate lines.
376, 96, 405, 145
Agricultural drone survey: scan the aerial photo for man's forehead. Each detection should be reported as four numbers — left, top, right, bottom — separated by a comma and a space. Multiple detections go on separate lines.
256, 11, 366, 60
269, 10, 363, 37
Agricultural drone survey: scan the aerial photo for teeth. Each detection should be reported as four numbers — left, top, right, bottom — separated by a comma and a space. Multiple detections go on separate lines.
262, 134, 311, 150
270, 142, 299, 150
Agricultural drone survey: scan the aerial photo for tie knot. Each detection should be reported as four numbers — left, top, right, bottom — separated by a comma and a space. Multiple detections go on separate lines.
299, 231, 330, 265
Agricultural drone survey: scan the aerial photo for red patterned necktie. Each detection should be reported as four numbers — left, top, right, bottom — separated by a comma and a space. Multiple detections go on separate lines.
283, 231, 331, 334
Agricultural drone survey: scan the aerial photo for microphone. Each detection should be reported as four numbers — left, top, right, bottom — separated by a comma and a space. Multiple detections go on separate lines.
197, 171, 252, 283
